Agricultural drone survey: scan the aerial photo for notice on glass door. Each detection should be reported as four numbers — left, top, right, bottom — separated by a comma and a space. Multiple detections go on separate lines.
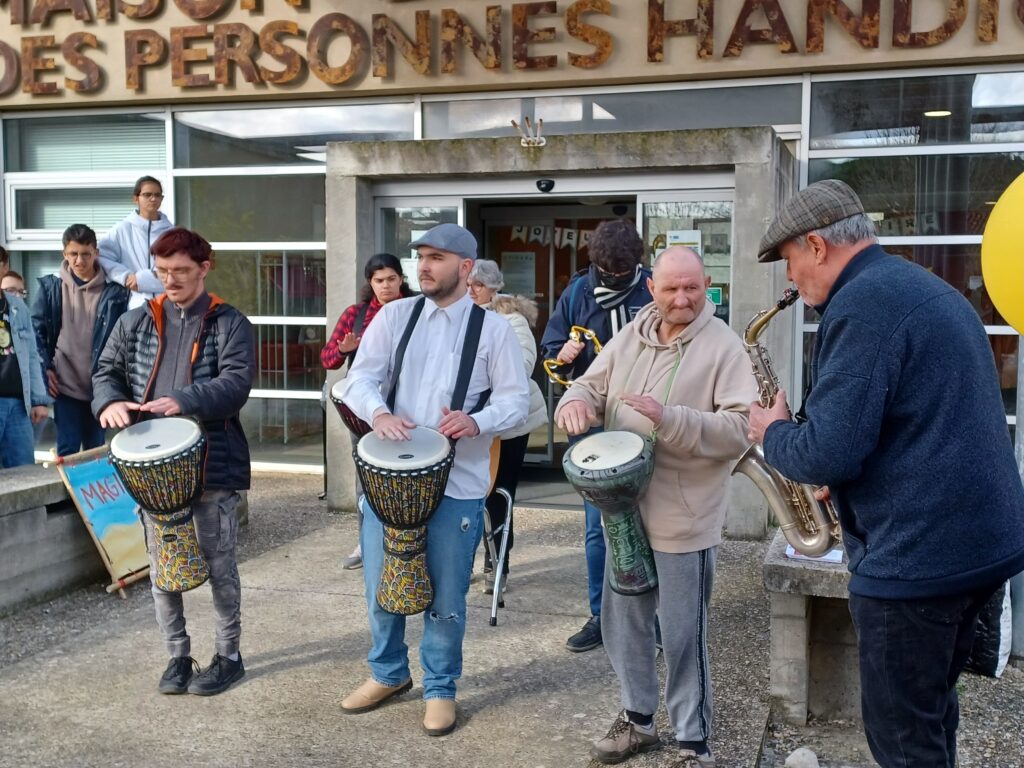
667, 229, 702, 256
500, 252, 537, 299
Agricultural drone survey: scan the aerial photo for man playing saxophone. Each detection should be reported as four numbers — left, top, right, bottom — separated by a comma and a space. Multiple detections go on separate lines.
747, 180, 1024, 768
556, 247, 754, 767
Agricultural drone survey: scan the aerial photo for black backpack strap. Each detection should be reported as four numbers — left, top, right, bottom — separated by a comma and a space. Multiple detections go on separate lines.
353, 301, 370, 336
450, 303, 486, 413
385, 296, 426, 413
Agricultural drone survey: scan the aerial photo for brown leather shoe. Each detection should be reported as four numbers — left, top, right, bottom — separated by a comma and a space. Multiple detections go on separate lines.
422, 698, 457, 736
340, 677, 413, 714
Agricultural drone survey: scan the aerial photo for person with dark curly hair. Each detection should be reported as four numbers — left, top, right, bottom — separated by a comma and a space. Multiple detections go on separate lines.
540, 219, 653, 653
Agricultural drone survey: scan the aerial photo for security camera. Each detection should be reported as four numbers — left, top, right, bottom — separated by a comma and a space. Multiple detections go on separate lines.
536, 179, 555, 193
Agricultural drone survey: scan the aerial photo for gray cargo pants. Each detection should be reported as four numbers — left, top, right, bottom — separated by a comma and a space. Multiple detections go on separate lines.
143, 489, 242, 659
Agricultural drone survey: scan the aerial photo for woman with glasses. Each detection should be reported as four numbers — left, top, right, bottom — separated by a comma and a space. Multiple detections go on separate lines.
98, 175, 174, 309
467, 259, 548, 594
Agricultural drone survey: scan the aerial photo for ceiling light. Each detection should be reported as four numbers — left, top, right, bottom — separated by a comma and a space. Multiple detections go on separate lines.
923, 110, 952, 118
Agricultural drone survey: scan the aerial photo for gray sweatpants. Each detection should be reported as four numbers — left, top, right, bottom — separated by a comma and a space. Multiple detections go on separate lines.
143, 489, 242, 659
601, 546, 717, 743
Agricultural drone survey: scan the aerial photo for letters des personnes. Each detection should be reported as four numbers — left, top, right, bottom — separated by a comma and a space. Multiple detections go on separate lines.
0, 0, 1020, 99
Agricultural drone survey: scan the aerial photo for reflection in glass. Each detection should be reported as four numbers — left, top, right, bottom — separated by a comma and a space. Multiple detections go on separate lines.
16, 187, 136, 232
205, 251, 325, 317
810, 74, 1024, 149
379, 207, 459, 291
423, 99, 528, 138
809, 153, 1024, 236
423, 85, 801, 139
642, 201, 733, 323
239, 398, 323, 465
4, 113, 166, 172
174, 104, 415, 167
253, 324, 326, 392
175, 175, 325, 242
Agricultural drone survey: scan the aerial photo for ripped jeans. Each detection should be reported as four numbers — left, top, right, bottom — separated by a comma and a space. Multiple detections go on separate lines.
360, 494, 483, 700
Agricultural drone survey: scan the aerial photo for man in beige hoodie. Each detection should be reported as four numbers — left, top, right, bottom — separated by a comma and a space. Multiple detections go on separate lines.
556, 247, 754, 768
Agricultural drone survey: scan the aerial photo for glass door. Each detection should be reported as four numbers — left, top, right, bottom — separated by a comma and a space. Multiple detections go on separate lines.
376, 199, 462, 291
638, 193, 735, 323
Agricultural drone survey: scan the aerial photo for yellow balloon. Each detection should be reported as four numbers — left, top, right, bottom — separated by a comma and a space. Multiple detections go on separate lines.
982, 172, 1024, 334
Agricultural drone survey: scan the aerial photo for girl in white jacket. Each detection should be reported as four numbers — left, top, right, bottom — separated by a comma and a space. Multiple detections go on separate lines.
99, 176, 174, 309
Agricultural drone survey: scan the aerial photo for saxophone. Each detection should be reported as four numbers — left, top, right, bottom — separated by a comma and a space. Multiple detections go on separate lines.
732, 288, 841, 557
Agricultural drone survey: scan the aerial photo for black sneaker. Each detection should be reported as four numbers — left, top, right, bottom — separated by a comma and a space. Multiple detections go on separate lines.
566, 616, 602, 652
187, 653, 246, 696
158, 656, 199, 695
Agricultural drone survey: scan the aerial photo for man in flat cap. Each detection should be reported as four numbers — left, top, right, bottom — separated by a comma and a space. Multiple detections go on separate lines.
340, 223, 529, 736
746, 179, 1024, 767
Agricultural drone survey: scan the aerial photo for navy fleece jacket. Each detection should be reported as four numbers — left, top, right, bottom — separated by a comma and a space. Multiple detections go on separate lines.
764, 244, 1024, 599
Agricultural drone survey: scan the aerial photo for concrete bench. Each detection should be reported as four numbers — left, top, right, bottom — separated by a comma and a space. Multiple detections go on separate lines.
0, 464, 106, 616
762, 530, 859, 725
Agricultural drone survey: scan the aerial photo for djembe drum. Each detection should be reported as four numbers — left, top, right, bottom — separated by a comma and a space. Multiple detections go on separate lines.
109, 417, 210, 592
563, 430, 658, 595
329, 380, 372, 437
354, 427, 454, 615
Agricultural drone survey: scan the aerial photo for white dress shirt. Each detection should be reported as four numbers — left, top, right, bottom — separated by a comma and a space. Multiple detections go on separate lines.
341, 292, 530, 499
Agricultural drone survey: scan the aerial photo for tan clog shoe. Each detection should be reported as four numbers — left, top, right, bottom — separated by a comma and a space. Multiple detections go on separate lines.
340, 677, 412, 714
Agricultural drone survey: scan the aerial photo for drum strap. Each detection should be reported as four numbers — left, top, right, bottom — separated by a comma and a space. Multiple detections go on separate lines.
386, 296, 426, 412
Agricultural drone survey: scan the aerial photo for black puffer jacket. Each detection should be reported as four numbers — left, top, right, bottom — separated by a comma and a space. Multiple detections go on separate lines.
92, 294, 256, 491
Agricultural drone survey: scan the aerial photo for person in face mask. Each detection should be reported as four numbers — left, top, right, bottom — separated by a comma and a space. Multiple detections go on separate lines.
539, 218, 653, 654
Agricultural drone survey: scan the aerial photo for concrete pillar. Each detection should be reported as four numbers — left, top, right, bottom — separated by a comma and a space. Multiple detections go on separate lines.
769, 591, 811, 725
324, 173, 374, 513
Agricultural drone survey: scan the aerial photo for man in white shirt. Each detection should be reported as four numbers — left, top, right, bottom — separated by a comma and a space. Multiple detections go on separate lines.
340, 223, 529, 736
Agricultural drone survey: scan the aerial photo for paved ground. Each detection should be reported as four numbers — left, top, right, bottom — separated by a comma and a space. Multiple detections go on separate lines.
1, 472, 1022, 768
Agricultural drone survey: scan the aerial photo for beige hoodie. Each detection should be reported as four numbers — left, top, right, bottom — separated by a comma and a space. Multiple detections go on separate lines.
555, 300, 756, 553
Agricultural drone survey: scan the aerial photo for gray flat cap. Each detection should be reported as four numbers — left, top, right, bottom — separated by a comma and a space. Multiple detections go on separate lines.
758, 180, 866, 263
410, 223, 477, 261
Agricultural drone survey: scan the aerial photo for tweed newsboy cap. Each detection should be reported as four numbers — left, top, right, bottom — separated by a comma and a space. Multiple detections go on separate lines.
757, 179, 866, 263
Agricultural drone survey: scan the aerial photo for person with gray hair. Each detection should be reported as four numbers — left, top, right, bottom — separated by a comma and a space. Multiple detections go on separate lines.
467, 260, 548, 593
747, 179, 1024, 768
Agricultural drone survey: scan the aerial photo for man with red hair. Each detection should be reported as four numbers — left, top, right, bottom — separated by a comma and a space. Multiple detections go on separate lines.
93, 227, 256, 697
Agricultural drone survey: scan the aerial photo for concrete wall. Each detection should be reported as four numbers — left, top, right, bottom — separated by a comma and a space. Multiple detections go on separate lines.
0, 465, 106, 616
325, 127, 797, 538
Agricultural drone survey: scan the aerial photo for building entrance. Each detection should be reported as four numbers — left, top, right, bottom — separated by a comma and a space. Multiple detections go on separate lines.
373, 179, 736, 466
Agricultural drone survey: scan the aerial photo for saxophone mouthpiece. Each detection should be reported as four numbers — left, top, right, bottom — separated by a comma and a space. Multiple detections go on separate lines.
778, 288, 800, 310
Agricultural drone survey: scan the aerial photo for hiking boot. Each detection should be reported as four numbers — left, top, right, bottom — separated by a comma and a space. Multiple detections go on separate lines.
566, 616, 602, 652
671, 748, 716, 767
187, 654, 245, 696
342, 544, 363, 570
590, 711, 661, 764
158, 656, 199, 695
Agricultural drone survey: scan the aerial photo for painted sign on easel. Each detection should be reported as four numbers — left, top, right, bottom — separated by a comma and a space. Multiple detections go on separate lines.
55, 447, 150, 597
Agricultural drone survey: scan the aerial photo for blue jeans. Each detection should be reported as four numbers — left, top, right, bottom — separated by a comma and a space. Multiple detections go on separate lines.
849, 586, 998, 768
0, 397, 35, 468
360, 494, 483, 700
569, 428, 607, 617
54, 395, 106, 457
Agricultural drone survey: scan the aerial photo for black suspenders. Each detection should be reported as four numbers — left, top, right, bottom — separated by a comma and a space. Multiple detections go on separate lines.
385, 297, 490, 417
